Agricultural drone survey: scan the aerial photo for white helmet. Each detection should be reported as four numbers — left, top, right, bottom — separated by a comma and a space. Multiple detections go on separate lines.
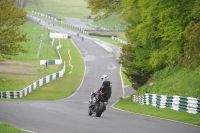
101, 74, 108, 82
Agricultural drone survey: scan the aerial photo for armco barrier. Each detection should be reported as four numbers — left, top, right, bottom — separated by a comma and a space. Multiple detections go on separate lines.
40, 59, 62, 65
133, 94, 200, 114
40, 38, 62, 66
30, 11, 89, 34
111, 36, 128, 45
0, 61, 65, 99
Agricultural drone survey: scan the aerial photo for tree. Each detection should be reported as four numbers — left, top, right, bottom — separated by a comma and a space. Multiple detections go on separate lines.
0, 0, 28, 61
86, 0, 122, 21
183, 21, 200, 69
15, 0, 41, 9
119, 43, 154, 89
86, 0, 200, 87
119, 0, 200, 87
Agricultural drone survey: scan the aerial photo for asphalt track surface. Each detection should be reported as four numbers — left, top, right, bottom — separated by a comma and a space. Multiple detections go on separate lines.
0, 15, 200, 133
66, 18, 92, 31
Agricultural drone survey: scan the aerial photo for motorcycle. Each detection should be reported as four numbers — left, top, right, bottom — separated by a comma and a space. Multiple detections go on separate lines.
88, 91, 106, 117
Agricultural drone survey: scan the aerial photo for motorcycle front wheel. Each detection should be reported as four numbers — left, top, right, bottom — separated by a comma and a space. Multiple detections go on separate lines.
95, 101, 104, 117
88, 108, 92, 116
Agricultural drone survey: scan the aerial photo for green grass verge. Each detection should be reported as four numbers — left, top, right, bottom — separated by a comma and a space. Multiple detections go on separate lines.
13, 21, 58, 62
19, 38, 84, 100
0, 35, 84, 100
121, 66, 132, 86
0, 21, 61, 92
92, 14, 126, 31
24, 0, 91, 22
0, 122, 28, 133
114, 96, 200, 126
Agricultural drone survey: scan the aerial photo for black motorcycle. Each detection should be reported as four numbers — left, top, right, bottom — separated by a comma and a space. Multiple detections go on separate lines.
88, 91, 106, 117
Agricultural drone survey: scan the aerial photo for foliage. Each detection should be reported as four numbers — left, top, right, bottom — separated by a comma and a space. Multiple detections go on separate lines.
0, 0, 28, 61
183, 21, 200, 69
118, 0, 200, 86
119, 43, 153, 89
86, 0, 122, 21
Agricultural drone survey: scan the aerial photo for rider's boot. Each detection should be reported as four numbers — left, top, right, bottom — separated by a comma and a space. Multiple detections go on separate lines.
103, 101, 108, 111
104, 103, 107, 110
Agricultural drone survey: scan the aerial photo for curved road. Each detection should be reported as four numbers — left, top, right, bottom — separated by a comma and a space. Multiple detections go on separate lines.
66, 18, 93, 31
0, 15, 199, 133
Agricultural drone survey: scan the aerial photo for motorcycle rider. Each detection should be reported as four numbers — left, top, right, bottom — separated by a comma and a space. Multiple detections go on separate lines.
89, 74, 112, 109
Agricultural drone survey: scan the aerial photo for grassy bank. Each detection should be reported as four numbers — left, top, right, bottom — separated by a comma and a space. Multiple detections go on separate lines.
136, 66, 200, 98
0, 21, 61, 92
115, 66, 200, 126
0, 19, 84, 100
20, 38, 84, 100
24, 0, 91, 21
114, 96, 200, 126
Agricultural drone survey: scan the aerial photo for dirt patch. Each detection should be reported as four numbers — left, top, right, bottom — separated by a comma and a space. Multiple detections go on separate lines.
0, 60, 51, 91
0, 60, 46, 76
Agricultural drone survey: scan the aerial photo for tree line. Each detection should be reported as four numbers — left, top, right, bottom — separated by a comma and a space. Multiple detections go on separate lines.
87, 0, 200, 89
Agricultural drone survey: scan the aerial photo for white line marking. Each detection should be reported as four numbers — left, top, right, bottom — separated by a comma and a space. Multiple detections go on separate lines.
59, 39, 86, 100
68, 48, 73, 74
93, 40, 113, 52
